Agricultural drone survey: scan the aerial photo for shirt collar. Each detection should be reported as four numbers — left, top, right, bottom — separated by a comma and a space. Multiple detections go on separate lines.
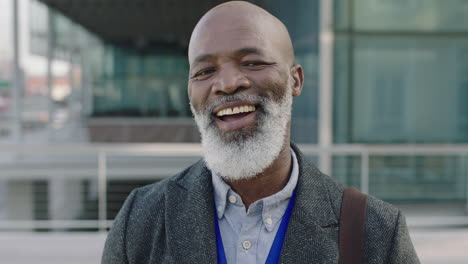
211, 148, 299, 230
211, 167, 231, 219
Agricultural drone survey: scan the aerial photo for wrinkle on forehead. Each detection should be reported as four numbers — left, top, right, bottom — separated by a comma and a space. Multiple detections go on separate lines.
188, 1, 295, 65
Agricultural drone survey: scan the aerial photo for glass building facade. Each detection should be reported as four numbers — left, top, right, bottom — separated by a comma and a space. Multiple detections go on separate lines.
334, 0, 468, 144
59, 0, 321, 144
27, 0, 321, 143
333, 0, 468, 202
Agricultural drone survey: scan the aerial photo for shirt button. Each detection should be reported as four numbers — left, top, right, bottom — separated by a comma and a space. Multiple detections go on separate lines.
228, 195, 237, 204
265, 217, 273, 225
242, 240, 252, 249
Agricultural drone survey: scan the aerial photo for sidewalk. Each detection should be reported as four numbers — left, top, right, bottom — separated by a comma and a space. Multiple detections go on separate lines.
0, 232, 107, 264
0, 228, 467, 263
411, 228, 468, 264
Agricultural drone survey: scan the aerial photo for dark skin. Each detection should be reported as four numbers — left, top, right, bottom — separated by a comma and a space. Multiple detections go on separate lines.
188, 1, 304, 209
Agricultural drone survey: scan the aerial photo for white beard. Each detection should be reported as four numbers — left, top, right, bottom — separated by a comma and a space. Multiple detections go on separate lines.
191, 86, 293, 181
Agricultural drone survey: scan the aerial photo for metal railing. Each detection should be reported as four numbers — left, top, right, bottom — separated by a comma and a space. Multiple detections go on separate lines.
0, 143, 467, 231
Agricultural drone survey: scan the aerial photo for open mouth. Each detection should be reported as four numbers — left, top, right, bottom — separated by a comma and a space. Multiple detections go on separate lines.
216, 105, 256, 120
213, 104, 257, 131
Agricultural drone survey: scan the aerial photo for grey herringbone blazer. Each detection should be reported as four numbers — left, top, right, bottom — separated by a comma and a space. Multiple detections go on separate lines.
102, 144, 420, 263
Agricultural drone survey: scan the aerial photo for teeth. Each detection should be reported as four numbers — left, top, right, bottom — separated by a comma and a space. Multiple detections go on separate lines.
216, 105, 256, 117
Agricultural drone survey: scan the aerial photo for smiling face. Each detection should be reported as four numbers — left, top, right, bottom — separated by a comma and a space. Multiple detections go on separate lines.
188, 5, 299, 136
187, 2, 304, 180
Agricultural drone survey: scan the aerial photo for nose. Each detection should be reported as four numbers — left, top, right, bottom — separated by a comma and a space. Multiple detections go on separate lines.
212, 64, 251, 95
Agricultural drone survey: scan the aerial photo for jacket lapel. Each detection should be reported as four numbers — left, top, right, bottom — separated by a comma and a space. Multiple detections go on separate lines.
280, 145, 340, 263
166, 160, 218, 263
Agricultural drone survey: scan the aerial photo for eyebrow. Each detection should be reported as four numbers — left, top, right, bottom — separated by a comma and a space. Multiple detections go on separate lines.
234, 47, 265, 57
191, 47, 265, 66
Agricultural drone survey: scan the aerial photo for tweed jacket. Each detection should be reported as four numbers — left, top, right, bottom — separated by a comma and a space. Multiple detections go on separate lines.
102, 144, 420, 264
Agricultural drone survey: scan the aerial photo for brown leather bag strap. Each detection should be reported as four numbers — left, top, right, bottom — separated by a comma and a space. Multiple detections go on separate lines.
338, 187, 368, 264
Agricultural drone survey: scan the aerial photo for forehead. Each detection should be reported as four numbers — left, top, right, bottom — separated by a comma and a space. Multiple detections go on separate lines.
189, 21, 279, 65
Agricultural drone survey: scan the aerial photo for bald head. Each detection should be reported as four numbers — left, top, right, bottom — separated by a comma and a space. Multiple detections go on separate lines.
188, 1, 295, 65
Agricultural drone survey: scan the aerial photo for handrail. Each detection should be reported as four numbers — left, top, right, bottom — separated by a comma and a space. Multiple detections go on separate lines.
0, 143, 203, 155
0, 143, 467, 155
0, 143, 467, 231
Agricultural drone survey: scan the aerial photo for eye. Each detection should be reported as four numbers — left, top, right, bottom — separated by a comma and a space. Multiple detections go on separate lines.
241, 61, 273, 70
242, 61, 266, 67
192, 67, 216, 80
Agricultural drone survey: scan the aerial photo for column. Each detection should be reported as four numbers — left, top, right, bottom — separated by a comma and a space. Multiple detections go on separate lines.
318, 0, 335, 175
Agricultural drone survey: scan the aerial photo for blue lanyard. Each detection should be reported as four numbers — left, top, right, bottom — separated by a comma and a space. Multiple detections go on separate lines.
214, 189, 297, 264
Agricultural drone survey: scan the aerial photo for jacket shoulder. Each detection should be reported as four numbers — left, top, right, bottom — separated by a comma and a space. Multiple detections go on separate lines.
321, 179, 416, 263
364, 196, 419, 263
102, 159, 206, 263
308, 163, 415, 263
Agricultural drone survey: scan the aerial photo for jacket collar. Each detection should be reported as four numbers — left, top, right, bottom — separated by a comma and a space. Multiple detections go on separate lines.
279, 143, 340, 263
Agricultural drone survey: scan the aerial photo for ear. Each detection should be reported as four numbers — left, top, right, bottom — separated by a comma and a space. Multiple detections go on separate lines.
290, 64, 304, 97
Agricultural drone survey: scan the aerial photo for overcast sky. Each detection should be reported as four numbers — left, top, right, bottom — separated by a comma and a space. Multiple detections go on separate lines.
0, 0, 13, 59
0, 0, 68, 76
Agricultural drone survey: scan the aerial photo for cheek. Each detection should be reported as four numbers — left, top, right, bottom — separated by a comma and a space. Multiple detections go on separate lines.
188, 83, 210, 111
253, 73, 290, 101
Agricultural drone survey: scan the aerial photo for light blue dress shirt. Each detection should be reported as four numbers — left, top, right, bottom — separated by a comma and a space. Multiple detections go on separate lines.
211, 149, 299, 264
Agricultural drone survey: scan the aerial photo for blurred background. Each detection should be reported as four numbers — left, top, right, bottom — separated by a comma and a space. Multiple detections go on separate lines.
0, 0, 467, 263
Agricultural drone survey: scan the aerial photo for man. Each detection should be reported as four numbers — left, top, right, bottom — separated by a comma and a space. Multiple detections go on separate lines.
102, 1, 420, 263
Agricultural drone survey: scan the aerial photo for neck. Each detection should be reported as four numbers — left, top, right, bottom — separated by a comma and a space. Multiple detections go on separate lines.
224, 140, 292, 209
